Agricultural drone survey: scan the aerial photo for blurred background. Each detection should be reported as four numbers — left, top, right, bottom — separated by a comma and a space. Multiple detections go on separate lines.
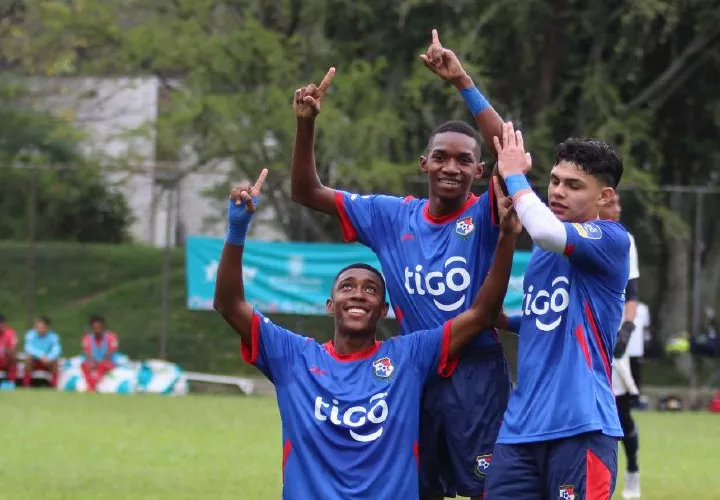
1, 0, 719, 498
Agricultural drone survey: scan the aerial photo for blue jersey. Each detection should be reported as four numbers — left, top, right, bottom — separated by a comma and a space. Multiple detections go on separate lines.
243, 311, 453, 499
24, 330, 62, 360
335, 184, 500, 347
497, 220, 629, 444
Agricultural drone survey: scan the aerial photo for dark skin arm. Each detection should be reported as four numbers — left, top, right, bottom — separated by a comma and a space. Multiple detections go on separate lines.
420, 29, 507, 194
290, 68, 338, 216
447, 181, 520, 359
213, 171, 268, 348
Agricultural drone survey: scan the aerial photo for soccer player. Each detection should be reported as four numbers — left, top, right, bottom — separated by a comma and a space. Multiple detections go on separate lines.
601, 193, 642, 499
213, 169, 520, 499
23, 316, 62, 387
484, 122, 629, 500
290, 66, 511, 499
0, 314, 18, 389
81, 315, 119, 392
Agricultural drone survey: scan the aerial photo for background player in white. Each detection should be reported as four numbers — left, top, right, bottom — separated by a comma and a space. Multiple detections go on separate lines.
213, 169, 521, 499
601, 193, 642, 498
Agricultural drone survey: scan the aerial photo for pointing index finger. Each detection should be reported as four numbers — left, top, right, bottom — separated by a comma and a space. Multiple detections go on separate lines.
318, 67, 336, 94
251, 168, 269, 195
431, 29, 440, 45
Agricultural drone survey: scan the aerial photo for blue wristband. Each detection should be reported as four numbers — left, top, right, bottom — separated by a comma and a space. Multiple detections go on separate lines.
226, 198, 258, 246
459, 86, 490, 116
504, 174, 531, 197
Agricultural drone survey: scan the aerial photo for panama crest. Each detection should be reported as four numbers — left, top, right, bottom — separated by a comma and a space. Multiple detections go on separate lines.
474, 453, 492, 478
372, 357, 395, 380
558, 484, 576, 500
455, 216, 475, 239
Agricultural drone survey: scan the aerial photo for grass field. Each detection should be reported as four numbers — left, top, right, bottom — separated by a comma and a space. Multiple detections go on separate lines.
1, 391, 718, 499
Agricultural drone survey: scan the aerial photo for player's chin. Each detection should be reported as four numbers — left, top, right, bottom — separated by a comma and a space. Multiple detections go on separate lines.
339, 313, 377, 334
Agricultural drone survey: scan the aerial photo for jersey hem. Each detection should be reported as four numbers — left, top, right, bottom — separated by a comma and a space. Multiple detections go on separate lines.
496, 423, 623, 444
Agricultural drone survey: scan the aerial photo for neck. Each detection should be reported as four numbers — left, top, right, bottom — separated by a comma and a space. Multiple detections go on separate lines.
331, 330, 377, 355
427, 192, 470, 218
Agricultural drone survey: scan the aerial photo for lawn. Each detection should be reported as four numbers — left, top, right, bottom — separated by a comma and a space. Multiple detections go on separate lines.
1, 391, 718, 499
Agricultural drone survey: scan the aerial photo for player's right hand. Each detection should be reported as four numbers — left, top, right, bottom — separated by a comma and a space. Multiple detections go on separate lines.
229, 168, 268, 220
419, 29, 468, 85
494, 122, 532, 179
293, 67, 336, 120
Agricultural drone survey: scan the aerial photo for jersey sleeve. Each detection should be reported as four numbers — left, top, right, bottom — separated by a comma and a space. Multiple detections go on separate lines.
241, 310, 311, 384
477, 183, 501, 245
562, 220, 630, 276
394, 321, 457, 382
333, 191, 404, 250
107, 332, 119, 352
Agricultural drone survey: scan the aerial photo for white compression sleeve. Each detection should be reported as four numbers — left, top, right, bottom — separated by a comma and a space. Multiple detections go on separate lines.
514, 191, 567, 253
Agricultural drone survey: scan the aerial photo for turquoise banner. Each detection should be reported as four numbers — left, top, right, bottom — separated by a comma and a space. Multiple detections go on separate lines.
185, 236, 529, 316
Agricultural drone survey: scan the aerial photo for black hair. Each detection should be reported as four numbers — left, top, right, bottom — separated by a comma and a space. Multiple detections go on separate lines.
554, 138, 623, 188
426, 120, 482, 159
89, 314, 105, 325
333, 263, 386, 296
37, 316, 51, 326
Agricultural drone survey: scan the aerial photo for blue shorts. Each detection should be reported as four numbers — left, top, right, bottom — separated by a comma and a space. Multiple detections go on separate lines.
485, 431, 619, 500
419, 344, 511, 498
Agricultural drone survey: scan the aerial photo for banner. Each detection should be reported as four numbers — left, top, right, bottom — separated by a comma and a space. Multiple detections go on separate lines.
185, 236, 529, 316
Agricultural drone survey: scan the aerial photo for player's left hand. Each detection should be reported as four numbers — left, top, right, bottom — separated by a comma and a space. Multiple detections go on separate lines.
493, 122, 532, 179
494, 175, 522, 235
228, 168, 268, 223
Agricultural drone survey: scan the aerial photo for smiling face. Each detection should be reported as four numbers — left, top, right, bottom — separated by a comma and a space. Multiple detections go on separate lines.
326, 267, 388, 336
547, 161, 615, 223
420, 131, 483, 203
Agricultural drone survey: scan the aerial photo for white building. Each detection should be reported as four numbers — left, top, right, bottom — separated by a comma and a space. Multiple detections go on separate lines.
37, 76, 284, 246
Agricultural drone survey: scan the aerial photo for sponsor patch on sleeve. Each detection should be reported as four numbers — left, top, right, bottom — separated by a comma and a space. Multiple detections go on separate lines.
572, 222, 602, 240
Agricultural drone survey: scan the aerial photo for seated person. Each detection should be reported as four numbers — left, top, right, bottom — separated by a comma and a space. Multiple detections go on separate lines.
23, 316, 62, 387
81, 315, 119, 392
0, 314, 18, 389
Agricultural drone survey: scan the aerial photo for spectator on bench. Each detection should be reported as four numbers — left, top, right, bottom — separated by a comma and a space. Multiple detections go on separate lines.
0, 314, 18, 389
81, 315, 119, 392
23, 316, 62, 388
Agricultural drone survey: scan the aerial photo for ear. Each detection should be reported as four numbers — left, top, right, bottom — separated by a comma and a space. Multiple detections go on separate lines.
597, 186, 616, 208
381, 302, 389, 319
326, 298, 334, 315
419, 156, 429, 174
475, 161, 486, 180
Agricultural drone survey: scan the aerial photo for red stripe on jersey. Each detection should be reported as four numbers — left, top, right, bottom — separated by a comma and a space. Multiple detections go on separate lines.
437, 320, 459, 377
413, 440, 420, 468
563, 243, 575, 256
584, 301, 612, 383
282, 439, 293, 483
586, 449, 612, 500
333, 191, 358, 242
489, 176, 499, 227
423, 194, 479, 225
394, 306, 404, 326
574, 325, 592, 369
240, 313, 261, 365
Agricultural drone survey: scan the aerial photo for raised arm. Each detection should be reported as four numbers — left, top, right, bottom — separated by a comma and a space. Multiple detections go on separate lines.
290, 68, 338, 216
420, 29, 504, 158
213, 169, 269, 348
446, 181, 520, 358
